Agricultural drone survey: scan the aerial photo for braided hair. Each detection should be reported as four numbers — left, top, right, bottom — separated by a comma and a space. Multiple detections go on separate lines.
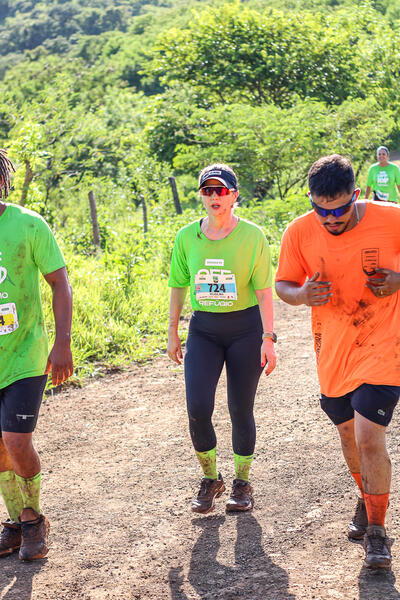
0, 149, 15, 199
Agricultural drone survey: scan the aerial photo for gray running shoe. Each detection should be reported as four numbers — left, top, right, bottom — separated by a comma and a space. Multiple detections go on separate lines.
191, 473, 225, 514
0, 520, 21, 556
363, 525, 392, 569
348, 497, 368, 540
226, 479, 254, 512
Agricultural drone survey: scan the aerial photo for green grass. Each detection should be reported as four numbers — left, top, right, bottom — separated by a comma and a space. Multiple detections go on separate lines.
41, 198, 300, 386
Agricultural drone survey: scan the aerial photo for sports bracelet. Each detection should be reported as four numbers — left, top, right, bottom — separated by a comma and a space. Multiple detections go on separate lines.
262, 332, 277, 343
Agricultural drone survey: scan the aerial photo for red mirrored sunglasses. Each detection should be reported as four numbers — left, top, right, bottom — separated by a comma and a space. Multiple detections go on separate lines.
200, 186, 232, 197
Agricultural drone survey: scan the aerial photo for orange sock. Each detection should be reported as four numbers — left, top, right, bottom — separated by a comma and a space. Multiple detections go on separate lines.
364, 492, 390, 526
350, 472, 364, 498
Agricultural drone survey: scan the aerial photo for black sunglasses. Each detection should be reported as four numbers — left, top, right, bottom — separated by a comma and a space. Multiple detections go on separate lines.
308, 190, 359, 218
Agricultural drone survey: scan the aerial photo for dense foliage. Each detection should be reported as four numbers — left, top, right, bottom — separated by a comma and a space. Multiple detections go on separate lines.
0, 0, 186, 64
1, 0, 399, 382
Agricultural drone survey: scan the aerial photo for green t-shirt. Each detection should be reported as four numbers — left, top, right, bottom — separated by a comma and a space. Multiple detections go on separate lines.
366, 162, 400, 203
168, 218, 272, 312
0, 204, 66, 389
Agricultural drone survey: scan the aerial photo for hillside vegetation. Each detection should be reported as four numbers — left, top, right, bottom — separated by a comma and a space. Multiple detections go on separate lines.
0, 0, 399, 382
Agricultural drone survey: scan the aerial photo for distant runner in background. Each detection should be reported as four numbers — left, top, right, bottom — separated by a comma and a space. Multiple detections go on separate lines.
167, 163, 276, 514
365, 146, 400, 203
276, 154, 400, 570
0, 149, 73, 561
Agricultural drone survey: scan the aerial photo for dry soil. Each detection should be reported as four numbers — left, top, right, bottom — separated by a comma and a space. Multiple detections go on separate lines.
0, 301, 399, 600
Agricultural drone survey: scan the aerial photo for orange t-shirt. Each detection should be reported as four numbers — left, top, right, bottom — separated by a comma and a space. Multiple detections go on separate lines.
275, 201, 400, 397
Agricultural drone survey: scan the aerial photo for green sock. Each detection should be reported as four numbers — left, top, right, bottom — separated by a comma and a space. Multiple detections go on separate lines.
234, 453, 253, 482
15, 471, 41, 515
195, 447, 218, 479
0, 470, 24, 522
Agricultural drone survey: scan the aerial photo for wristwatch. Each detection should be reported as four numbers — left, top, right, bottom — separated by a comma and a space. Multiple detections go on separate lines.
262, 332, 277, 343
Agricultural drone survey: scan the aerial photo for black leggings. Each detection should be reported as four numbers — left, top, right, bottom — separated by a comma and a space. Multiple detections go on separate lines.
184, 305, 263, 456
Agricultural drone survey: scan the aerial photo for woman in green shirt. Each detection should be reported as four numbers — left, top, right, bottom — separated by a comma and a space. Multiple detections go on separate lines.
365, 146, 400, 203
167, 163, 276, 514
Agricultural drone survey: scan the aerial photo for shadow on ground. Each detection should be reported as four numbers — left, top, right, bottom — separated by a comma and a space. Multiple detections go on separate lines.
0, 554, 44, 599
169, 513, 295, 599
359, 566, 400, 600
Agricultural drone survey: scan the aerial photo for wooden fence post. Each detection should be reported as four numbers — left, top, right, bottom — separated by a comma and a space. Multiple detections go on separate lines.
169, 176, 182, 215
88, 190, 101, 249
141, 195, 148, 234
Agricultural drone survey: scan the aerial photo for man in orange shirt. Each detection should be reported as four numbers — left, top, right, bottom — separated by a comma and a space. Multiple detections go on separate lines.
276, 154, 400, 570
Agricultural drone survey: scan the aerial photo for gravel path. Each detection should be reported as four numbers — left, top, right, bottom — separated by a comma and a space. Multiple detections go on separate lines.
0, 300, 399, 599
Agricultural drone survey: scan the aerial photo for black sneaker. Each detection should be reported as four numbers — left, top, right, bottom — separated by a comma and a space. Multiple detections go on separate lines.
0, 520, 21, 557
363, 525, 392, 569
226, 479, 254, 512
191, 473, 225, 514
19, 510, 50, 561
348, 497, 368, 540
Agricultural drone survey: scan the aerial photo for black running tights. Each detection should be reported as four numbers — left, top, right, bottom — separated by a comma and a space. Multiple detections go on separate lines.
184, 306, 263, 456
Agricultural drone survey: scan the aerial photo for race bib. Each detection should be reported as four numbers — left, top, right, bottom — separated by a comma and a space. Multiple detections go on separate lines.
195, 271, 237, 301
375, 190, 389, 201
0, 303, 19, 335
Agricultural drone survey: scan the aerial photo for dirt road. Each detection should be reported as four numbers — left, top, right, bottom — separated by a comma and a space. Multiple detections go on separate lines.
0, 301, 399, 599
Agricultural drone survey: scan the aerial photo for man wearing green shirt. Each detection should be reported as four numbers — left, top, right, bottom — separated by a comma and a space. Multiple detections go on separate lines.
0, 149, 73, 561
365, 146, 400, 203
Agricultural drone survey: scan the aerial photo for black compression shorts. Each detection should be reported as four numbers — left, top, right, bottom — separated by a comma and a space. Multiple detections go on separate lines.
0, 375, 47, 434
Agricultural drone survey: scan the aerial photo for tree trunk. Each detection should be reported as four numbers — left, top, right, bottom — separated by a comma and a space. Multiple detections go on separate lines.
88, 190, 101, 248
20, 159, 33, 206
141, 195, 148, 234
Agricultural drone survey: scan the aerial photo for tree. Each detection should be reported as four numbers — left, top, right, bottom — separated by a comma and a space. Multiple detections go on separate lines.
150, 3, 363, 107
169, 98, 395, 201
8, 121, 48, 210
